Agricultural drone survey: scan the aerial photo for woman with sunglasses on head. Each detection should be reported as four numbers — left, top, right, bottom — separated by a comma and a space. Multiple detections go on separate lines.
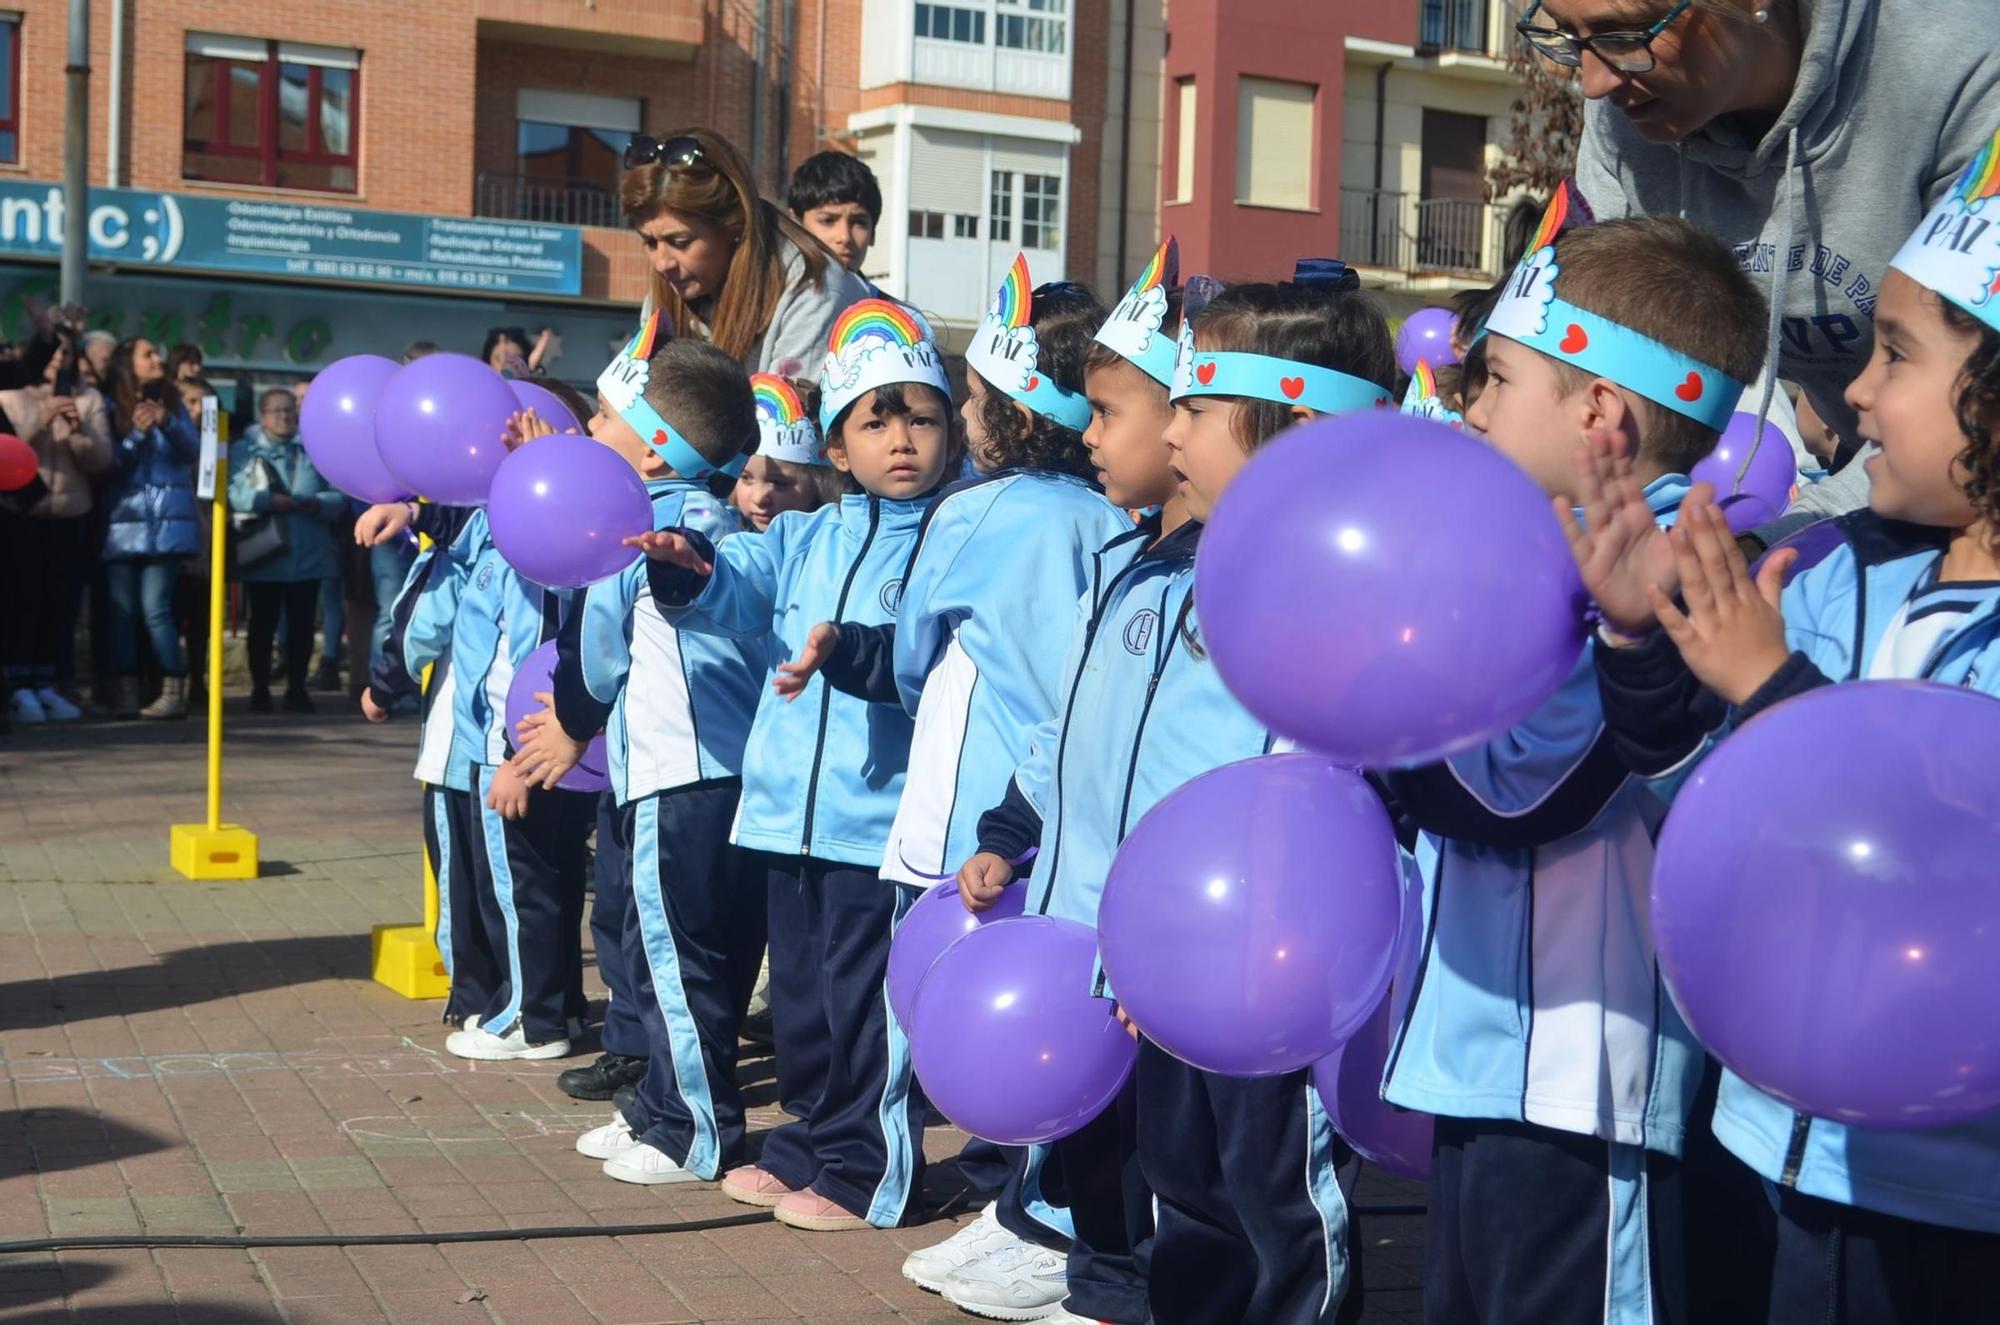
619, 128, 871, 375
1557, 0, 2000, 548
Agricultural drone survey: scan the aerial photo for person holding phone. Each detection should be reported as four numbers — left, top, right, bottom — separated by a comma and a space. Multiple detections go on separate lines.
0, 332, 112, 723
99, 337, 200, 720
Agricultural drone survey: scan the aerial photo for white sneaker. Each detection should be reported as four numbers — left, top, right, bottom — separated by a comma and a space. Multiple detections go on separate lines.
941, 1241, 1069, 1321
443, 1022, 571, 1061
8, 688, 46, 724
901, 1203, 1023, 1293
575, 1113, 641, 1161
34, 688, 80, 721
602, 1140, 699, 1186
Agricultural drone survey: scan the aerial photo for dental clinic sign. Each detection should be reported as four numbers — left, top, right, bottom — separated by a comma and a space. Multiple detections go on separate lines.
0, 181, 584, 297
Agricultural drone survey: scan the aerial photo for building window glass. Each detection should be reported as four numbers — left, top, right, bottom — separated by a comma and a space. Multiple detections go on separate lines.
1020, 173, 1060, 250
0, 17, 20, 164
989, 171, 1014, 244
996, 0, 1067, 51
1171, 78, 1196, 204
916, 3, 986, 43
500, 91, 641, 227
1235, 76, 1315, 211
910, 209, 976, 241
184, 35, 359, 193
952, 213, 978, 239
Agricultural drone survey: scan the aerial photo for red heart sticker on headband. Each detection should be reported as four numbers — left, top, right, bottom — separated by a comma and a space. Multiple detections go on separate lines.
1676, 372, 1705, 403
1280, 377, 1305, 400
1026, 375, 1041, 391
1196, 361, 1217, 386
1559, 324, 1589, 354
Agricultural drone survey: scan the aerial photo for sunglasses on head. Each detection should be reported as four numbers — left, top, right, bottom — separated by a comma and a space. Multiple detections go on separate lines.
621, 134, 706, 172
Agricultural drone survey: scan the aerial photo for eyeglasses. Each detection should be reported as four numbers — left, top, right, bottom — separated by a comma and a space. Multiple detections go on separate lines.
621, 134, 706, 172
1516, 0, 1692, 73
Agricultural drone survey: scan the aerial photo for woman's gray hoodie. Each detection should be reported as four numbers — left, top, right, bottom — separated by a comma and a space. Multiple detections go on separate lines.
1576, 0, 2000, 535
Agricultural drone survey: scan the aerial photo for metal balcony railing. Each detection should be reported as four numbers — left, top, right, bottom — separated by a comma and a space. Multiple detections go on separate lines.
1339, 188, 1501, 277
1420, 0, 1492, 54
474, 174, 623, 230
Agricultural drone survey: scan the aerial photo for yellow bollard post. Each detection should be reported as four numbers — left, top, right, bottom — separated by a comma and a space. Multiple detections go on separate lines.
371, 559, 451, 1000
171, 403, 259, 880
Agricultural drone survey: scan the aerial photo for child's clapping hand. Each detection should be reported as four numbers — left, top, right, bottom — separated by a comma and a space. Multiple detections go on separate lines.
623, 530, 714, 575
354, 501, 413, 546
956, 852, 1016, 913
1556, 425, 1681, 640
1650, 502, 1797, 706
502, 408, 557, 452
772, 623, 839, 701
513, 692, 588, 790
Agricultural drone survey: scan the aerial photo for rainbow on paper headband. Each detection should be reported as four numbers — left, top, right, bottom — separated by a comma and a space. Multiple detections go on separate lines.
1168, 320, 1393, 415
818, 297, 952, 431
1889, 123, 2000, 336
965, 253, 1094, 432
1484, 245, 1745, 433
1094, 237, 1180, 387
597, 312, 747, 480
751, 374, 828, 467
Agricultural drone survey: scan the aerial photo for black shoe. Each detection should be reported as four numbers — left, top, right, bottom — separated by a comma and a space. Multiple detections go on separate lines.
611, 1083, 639, 1114
283, 688, 317, 714
557, 1052, 647, 1102
250, 688, 274, 714
741, 1010, 775, 1048
312, 664, 343, 693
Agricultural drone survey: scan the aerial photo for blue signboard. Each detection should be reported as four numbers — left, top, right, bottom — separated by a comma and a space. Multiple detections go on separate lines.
0, 180, 584, 297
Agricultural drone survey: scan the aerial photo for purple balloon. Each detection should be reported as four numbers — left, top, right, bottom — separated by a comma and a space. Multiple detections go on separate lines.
487, 434, 652, 589
1654, 682, 2000, 1128
1312, 993, 1433, 1181
1098, 755, 1403, 1076
374, 352, 518, 504
510, 379, 584, 435
888, 881, 1028, 1029
908, 916, 1138, 1145
503, 640, 608, 793
1396, 307, 1460, 375
1691, 412, 1799, 531
1751, 518, 1847, 589
298, 355, 409, 503
1197, 414, 1585, 768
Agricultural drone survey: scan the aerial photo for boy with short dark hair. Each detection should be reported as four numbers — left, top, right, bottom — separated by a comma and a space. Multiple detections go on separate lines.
1378, 193, 1768, 1324
787, 151, 881, 282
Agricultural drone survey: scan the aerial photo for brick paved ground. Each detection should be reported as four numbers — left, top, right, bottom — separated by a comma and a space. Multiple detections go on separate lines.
0, 709, 1424, 1323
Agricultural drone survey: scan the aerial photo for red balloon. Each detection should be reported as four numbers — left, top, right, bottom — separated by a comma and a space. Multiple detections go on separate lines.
0, 433, 36, 492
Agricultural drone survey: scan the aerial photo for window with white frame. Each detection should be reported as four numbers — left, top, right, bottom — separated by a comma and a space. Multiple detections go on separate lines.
910, 208, 979, 240
995, 0, 1067, 53
915, 3, 986, 42
1236, 76, 1315, 211
989, 171, 1014, 245
1020, 173, 1060, 249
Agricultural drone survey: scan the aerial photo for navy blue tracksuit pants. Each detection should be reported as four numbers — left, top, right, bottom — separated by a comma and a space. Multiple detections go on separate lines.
757, 855, 927, 1227
1138, 1042, 1363, 1325
1051, 1076, 1153, 1324
589, 793, 647, 1059
432, 785, 502, 1028
452, 763, 592, 1044
615, 781, 766, 1180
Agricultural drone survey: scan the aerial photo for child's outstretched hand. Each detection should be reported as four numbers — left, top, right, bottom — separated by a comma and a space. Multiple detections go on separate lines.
956, 852, 1016, 913
359, 687, 388, 723
1650, 502, 1796, 706
502, 408, 556, 452
773, 623, 839, 701
354, 501, 412, 547
486, 760, 532, 821
513, 691, 587, 790
623, 530, 713, 575
1556, 425, 1682, 640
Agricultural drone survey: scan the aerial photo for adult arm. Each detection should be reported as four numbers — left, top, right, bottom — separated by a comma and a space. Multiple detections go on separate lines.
755, 241, 870, 374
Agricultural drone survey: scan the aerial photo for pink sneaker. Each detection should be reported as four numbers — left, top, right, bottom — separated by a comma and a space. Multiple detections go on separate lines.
720, 1165, 796, 1208
772, 1189, 871, 1232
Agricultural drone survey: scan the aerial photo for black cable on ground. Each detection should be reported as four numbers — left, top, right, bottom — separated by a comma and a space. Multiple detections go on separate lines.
0, 1204, 1427, 1255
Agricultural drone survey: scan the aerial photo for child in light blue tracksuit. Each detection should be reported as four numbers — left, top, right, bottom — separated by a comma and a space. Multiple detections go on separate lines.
1587, 148, 2000, 1324
791, 266, 1130, 1317
399, 504, 590, 1060
968, 264, 1395, 1325
631, 299, 957, 1232
1379, 206, 1772, 1325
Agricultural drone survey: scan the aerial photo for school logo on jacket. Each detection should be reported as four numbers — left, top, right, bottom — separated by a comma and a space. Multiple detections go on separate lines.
879, 579, 904, 615
476, 563, 495, 592
1124, 609, 1159, 655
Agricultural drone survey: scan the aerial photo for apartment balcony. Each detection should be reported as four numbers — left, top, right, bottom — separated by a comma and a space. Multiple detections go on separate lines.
475, 174, 623, 231
862, 0, 1074, 101
1419, 0, 1490, 54
473, 0, 701, 58
1340, 188, 1502, 279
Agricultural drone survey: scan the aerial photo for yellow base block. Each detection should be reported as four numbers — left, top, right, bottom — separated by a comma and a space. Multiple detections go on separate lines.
169, 823, 260, 881
372, 923, 451, 1001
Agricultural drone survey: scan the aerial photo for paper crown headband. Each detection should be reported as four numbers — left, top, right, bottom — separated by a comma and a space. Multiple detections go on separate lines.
818, 298, 952, 431
750, 374, 828, 467
1169, 259, 1393, 414
597, 309, 747, 481
964, 254, 1094, 432
1484, 190, 1745, 432
1093, 238, 1180, 387
1890, 125, 2000, 336
1401, 360, 1464, 428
